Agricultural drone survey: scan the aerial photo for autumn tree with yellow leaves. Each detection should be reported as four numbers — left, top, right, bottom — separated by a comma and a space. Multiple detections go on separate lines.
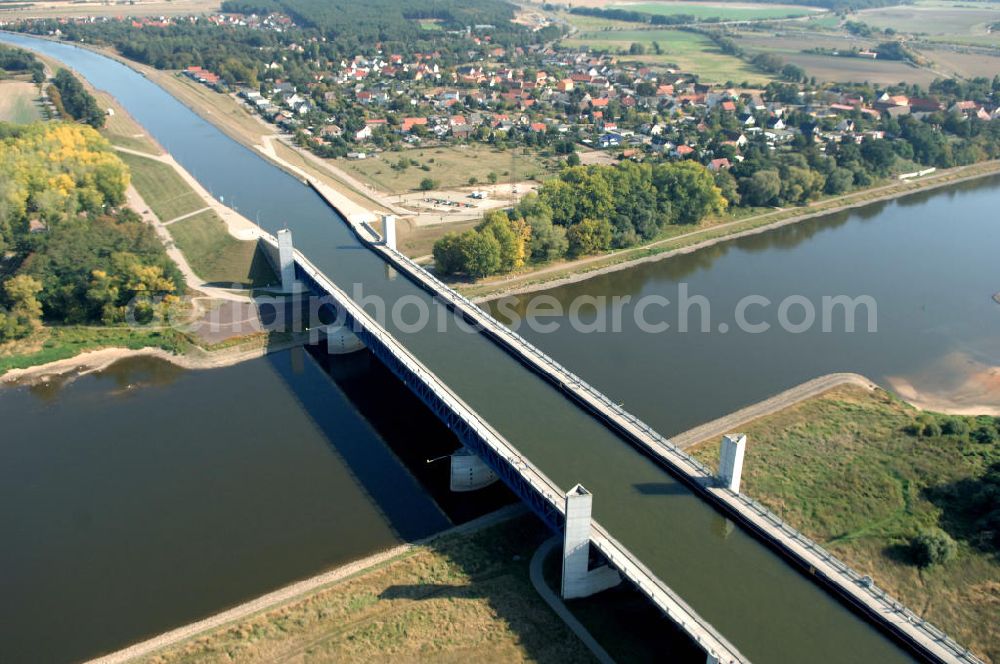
0, 122, 181, 336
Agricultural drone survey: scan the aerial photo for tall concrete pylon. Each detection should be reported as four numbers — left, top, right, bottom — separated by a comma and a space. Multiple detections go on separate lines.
278, 228, 296, 293
382, 214, 397, 250
561, 484, 622, 599
718, 433, 747, 493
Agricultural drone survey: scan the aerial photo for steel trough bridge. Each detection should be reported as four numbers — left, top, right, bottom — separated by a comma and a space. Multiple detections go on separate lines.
259, 215, 979, 664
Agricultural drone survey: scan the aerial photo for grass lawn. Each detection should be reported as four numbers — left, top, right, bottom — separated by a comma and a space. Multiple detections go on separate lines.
337, 145, 556, 194
397, 216, 480, 258
0, 326, 187, 376
119, 152, 205, 221
93, 90, 161, 155
563, 29, 770, 83
140, 515, 597, 663
167, 210, 275, 287
0, 79, 42, 123
689, 385, 1000, 663
620, 2, 818, 20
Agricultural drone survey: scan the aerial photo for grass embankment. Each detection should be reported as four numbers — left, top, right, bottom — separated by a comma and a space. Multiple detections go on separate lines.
168, 210, 273, 287
690, 385, 1000, 663
141, 516, 595, 663
93, 89, 162, 154
118, 152, 204, 221
338, 145, 556, 194
118, 152, 271, 286
459, 158, 1000, 299
0, 326, 187, 375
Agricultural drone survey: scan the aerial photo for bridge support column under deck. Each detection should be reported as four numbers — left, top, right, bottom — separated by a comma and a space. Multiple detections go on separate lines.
561, 484, 622, 599
718, 434, 746, 493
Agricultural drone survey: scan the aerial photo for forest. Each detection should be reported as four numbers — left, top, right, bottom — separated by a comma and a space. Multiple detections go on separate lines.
434, 161, 726, 278
0, 123, 181, 342
222, 0, 519, 40
11, 0, 550, 88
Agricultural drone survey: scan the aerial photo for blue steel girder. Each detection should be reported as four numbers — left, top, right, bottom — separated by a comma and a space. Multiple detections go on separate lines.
295, 265, 563, 531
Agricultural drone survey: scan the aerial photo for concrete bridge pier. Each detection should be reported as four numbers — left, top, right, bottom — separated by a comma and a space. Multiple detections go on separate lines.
561, 485, 622, 599
278, 228, 299, 293
449, 447, 499, 492
382, 214, 397, 250
316, 324, 366, 355
718, 434, 746, 493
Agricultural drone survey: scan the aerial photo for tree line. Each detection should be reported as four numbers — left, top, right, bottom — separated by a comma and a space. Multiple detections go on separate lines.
0, 44, 44, 83
49, 69, 105, 128
433, 161, 726, 278
0, 123, 181, 342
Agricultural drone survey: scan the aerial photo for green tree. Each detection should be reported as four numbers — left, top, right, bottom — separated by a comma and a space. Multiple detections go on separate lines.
0, 274, 43, 341
478, 210, 523, 272
566, 217, 613, 257
825, 167, 854, 195
654, 161, 726, 224
910, 528, 957, 567
432, 233, 465, 275
460, 230, 502, 278
740, 170, 782, 207
419, 177, 438, 191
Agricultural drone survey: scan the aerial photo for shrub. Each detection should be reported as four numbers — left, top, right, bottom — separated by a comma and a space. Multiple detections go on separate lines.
910, 528, 957, 567
972, 425, 998, 444
940, 418, 970, 437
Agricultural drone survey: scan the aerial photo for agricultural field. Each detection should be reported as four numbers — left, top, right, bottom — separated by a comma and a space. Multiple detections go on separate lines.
615, 1, 821, 21
857, 1, 1000, 39
0, 0, 219, 19
336, 144, 556, 195
564, 28, 771, 82
918, 46, 1000, 78
557, 10, 643, 31
690, 385, 1000, 663
776, 51, 938, 86
733, 29, 942, 85
0, 79, 42, 123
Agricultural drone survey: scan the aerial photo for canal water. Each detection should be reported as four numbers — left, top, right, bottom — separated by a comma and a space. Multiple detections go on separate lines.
3, 32, 995, 663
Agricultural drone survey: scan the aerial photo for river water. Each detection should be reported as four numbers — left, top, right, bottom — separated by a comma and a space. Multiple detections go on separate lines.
2, 32, 996, 664
489, 178, 1000, 435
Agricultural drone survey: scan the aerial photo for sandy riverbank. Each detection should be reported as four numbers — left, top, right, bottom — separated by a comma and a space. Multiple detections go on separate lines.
887, 351, 1000, 416
0, 341, 296, 387
470, 160, 1000, 302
